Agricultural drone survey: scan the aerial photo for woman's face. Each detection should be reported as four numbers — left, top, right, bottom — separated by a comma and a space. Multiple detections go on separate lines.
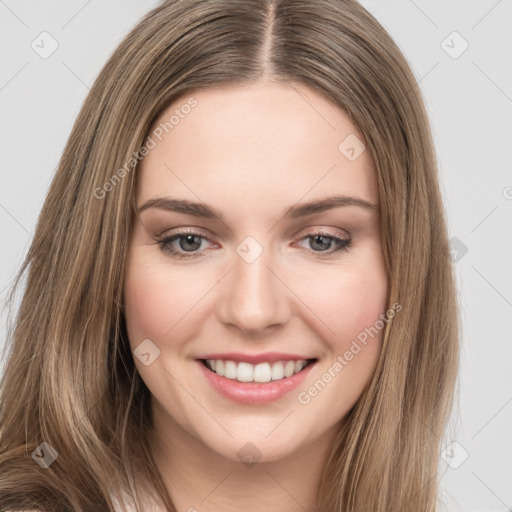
124, 81, 388, 463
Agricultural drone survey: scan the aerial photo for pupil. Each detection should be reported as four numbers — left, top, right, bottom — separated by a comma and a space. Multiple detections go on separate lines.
181, 234, 201, 251
312, 235, 331, 251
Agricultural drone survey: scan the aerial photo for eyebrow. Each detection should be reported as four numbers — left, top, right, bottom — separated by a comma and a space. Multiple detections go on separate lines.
137, 195, 378, 221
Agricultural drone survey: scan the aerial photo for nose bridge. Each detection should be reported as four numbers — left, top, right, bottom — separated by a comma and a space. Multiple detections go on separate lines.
217, 238, 289, 333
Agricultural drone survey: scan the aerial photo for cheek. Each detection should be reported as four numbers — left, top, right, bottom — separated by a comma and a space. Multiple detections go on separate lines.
295, 269, 388, 423
123, 253, 206, 345
309, 246, 388, 377
308, 252, 388, 347
332, 271, 387, 341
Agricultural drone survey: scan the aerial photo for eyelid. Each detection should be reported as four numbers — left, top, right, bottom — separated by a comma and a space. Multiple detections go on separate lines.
297, 225, 350, 240
157, 226, 350, 244
154, 226, 352, 260
156, 225, 213, 239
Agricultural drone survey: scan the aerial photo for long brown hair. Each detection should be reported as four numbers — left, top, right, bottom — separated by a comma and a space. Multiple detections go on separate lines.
0, 1, 459, 510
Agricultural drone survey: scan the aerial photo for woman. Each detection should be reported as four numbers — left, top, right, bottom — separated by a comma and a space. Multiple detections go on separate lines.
0, 0, 459, 510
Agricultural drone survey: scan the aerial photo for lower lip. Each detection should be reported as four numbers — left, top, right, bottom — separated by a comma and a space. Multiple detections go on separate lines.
197, 360, 316, 405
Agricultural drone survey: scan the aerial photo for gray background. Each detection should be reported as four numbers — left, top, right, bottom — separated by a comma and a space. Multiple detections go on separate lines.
1, 1, 511, 511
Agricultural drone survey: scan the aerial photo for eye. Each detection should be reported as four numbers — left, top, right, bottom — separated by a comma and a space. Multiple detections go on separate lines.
296, 230, 352, 256
155, 229, 211, 260
154, 228, 352, 260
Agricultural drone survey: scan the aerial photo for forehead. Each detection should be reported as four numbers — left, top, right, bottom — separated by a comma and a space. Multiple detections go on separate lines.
137, 81, 378, 218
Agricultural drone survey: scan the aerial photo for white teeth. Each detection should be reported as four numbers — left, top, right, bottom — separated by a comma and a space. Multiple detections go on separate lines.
271, 362, 284, 380
253, 363, 272, 383
205, 359, 312, 382
284, 361, 295, 378
295, 360, 305, 373
237, 362, 254, 382
224, 360, 237, 379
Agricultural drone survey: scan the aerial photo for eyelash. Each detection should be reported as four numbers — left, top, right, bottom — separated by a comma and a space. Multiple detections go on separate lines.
154, 228, 352, 260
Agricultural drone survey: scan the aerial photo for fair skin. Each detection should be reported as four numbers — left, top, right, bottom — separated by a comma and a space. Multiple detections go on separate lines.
123, 81, 388, 512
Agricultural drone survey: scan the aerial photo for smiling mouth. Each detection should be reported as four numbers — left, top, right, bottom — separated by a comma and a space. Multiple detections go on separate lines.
199, 358, 318, 383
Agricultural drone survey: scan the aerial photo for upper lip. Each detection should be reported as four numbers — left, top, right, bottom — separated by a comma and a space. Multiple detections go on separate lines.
196, 352, 317, 365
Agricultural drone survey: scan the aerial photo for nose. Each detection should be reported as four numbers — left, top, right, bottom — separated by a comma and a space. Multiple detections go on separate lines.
216, 244, 291, 336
